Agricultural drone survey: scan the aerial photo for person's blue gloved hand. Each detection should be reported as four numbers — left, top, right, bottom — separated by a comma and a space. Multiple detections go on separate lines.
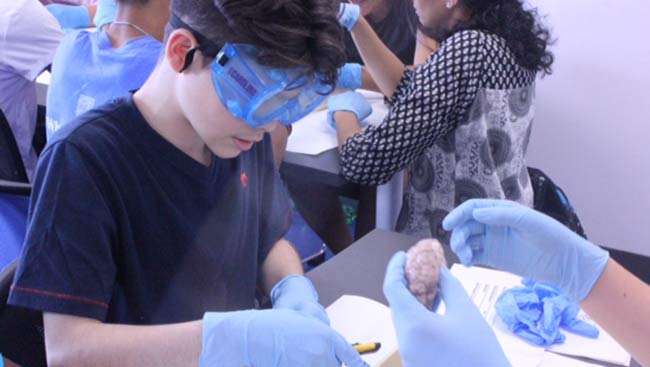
201, 309, 369, 367
93, 0, 118, 30
338, 3, 361, 31
271, 274, 330, 325
327, 91, 372, 130
442, 199, 610, 303
337, 63, 363, 90
46, 4, 92, 30
383, 252, 510, 367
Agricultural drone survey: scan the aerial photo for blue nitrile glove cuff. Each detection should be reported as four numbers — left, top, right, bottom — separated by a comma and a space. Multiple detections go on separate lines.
338, 3, 361, 31
562, 241, 609, 303
46, 4, 92, 29
201, 311, 250, 367
337, 63, 363, 90
271, 274, 329, 324
327, 91, 372, 130
94, 0, 118, 29
271, 274, 318, 304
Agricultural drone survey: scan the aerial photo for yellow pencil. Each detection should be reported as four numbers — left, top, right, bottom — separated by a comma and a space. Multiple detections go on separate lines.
352, 342, 381, 355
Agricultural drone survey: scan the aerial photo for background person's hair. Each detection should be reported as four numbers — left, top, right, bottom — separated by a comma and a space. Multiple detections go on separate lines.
165, 0, 345, 88
458, 0, 555, 75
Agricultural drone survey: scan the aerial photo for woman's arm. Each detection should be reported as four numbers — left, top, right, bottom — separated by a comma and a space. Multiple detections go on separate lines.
581, 259, 650, 366
349, 17, 406, 99
339, 31, 486, 186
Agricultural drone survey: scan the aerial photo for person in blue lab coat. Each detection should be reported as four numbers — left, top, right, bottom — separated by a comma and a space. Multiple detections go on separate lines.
384, 198, 650, 366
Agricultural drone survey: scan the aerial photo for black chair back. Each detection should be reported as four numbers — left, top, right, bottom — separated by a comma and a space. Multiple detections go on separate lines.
0, 109, 29, 183
528, 166, 587, 239
0, 260, 46, 366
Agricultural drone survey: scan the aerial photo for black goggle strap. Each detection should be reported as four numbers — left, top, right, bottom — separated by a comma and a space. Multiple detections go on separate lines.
168, 12, 223, 72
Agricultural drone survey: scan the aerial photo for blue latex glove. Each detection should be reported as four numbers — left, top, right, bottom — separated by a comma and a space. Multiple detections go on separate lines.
338, 3, 361, 31
442, 199, 610, 303
93, 0, 117, 30
201, 309, 369, 367
495, 279, 599, 346
271, 274, 330, 325
383, 252, 510, 367
337, 63, 363, 90
327, 91, 372, 130
46, 4, 92, 29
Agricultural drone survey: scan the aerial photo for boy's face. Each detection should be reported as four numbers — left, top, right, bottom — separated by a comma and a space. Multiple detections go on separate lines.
176, 50, 279, 159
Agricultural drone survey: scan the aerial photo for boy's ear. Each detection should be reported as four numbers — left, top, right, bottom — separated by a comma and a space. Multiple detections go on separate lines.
165, 29, 197, 73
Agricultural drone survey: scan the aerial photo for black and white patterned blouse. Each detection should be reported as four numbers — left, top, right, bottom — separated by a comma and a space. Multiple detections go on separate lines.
339, 29, 536, 242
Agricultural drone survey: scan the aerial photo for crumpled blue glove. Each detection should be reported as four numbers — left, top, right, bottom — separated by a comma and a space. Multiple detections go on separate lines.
383, 252, 510, 367
327, 91, 372, 130
495, 279, 599, 346
93, 0, 117, 30
338, 3, 361, 32
337, 63, 363, 90
201, 309, 369, 367
46, 4, 92, 30
442, 199, 610, 303
271, 274, 330, 325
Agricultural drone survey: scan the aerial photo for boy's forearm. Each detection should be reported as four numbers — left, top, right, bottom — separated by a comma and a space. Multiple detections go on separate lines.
260, 239, 304, 293
350, 17, 405, 99
44, 313, 203, 367
581, 259, 650, 366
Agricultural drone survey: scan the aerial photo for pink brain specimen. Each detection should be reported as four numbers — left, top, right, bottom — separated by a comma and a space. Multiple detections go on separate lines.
405, 239, 447, 310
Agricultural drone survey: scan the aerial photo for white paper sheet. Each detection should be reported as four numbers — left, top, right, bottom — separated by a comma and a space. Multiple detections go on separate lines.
326, 295, 401, 367
548, 314, 631, 366
449, 265, 631, 367
538, 352, 604, 367
446, 265, 546, 367
286, 89, 389, 155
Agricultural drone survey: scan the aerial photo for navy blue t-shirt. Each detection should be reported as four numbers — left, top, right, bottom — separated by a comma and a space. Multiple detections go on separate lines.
9, 96, 291, 324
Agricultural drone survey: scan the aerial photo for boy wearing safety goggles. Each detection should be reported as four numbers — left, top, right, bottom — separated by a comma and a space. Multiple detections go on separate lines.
8, 0, 369, 366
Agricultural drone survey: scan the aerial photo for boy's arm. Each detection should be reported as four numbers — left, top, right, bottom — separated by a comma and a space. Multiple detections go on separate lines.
259, 238, 303, 293
44, 312, 202, 367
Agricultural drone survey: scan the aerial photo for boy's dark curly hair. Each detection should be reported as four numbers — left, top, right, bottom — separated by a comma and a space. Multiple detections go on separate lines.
459, 0, 555, 75
166, 0, 345, 88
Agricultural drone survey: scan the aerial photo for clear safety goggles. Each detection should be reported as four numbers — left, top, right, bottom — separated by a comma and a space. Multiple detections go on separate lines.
169, 13, 331, 127
212, 43, 333, 127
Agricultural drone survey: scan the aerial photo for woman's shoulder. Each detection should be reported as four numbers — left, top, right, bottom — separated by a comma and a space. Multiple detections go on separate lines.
441, 29, 505, 50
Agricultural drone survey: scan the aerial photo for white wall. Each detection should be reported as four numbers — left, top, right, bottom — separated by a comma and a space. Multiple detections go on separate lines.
526, 1, 650, 256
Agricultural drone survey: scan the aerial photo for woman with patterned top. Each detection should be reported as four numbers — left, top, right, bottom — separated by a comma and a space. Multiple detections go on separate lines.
331, 0, 554, 243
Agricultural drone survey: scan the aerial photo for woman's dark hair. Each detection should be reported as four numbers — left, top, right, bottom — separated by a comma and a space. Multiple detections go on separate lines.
166, 0, 345, 88
459, 0, 555, 75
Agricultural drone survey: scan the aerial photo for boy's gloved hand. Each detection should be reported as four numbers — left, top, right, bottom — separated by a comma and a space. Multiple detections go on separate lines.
383, 252, 510, 367
337, 63, 363, 90
327, 91, 372, 130
201, 310, 369, 367
271, 274, 329, 325
46, 4, 92, 29
443, 199, 610, 303
338, 3, 361, 31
